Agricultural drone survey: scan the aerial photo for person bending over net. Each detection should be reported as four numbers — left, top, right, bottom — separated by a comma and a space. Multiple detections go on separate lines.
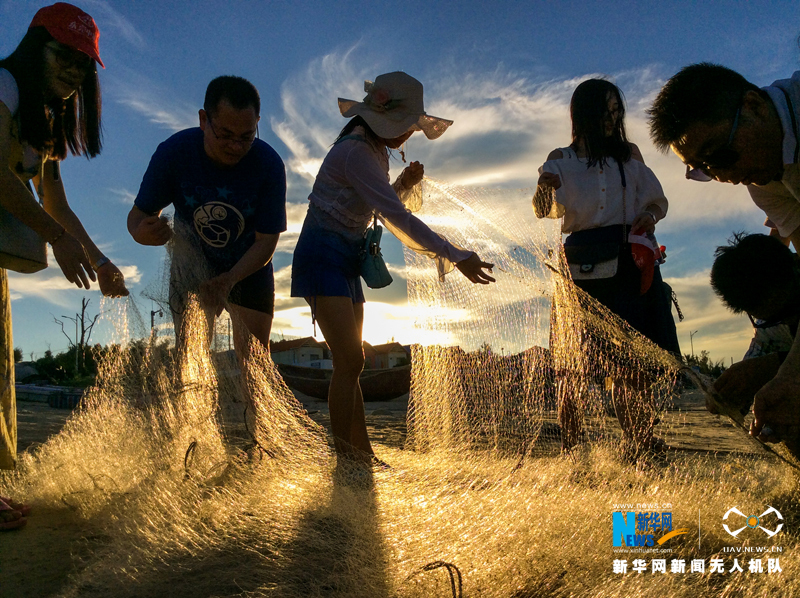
533, 79, 680, 456
0, 4, 128, 526
291, 72, 495, 471
711, 233, 800, 458
128, 76, 285, 370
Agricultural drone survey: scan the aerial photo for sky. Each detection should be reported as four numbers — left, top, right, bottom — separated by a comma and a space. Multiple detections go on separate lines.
2, 0, 800, 363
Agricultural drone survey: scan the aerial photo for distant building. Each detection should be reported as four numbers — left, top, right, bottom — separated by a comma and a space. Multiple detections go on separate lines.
366, 342, 410, 369
14, 361, 43, 384
269, 337, 325, 365
270, 337, 411, 369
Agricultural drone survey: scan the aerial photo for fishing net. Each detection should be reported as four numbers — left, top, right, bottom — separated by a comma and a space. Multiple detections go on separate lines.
405, 179, 683, 458
2, 180, 799, 598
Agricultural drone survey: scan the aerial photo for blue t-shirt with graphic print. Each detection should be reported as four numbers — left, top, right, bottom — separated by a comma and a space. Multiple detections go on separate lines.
134, 128, 286, 271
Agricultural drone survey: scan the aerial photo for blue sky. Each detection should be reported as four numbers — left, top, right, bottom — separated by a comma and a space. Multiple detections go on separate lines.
2, 0, 800, 362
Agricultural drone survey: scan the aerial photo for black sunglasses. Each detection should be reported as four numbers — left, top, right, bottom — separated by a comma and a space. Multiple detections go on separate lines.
685, 106, 741, 182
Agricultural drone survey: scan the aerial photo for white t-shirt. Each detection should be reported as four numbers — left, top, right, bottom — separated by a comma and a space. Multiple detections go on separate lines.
0, 68, 44, 181
747, 71, 800, 238
538, 147, 669, 234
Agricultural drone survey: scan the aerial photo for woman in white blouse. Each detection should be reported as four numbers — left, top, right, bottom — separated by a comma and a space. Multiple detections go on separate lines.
533, 78, 680, 455
291, 72, 495, 471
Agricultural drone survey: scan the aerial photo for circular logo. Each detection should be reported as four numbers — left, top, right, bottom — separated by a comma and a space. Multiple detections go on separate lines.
193, 201, 245, 248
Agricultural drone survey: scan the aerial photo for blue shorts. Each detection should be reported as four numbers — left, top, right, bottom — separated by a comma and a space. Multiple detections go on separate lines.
291, 208, 365, 304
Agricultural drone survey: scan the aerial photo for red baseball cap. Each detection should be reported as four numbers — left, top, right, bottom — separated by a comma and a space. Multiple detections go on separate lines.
29, 3, 104, 68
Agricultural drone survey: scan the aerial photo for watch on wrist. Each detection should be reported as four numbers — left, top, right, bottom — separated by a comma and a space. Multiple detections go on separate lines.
92, 256, 110, 271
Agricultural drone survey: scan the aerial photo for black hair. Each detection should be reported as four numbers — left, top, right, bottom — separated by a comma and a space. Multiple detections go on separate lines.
204, 76, 260, 117
710, 232, 799, 314
570, 78, 632, 168
333, 115, 381, 145
648, 63, 761, 153
0, 26, 102, 160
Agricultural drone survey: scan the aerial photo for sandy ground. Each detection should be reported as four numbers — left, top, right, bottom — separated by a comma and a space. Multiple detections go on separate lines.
0, 388, 773, 598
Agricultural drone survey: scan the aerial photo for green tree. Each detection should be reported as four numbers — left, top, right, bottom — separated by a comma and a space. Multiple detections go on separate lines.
684, 350, 727, 378
13, 347, 22, 363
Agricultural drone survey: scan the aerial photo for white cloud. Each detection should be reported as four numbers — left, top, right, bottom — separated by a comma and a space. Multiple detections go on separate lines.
110, 70, 197, 132
274, 202, 309, 255
116, 94, 197, 132
8, 263, 142, 306
270, 50, 769, 362
271, 44, 379, 190
106, 187, 137, 205
79, 0, 146, 49
119, 265, 142, 285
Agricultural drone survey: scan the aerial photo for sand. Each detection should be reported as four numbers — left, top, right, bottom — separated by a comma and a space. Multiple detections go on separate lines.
0, 388, 771, 598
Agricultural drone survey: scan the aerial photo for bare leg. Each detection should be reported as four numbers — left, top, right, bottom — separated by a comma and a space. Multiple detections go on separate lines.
557, 374, 582, 452
611, 372, 658, 456
228, 304, 273, 362
307, 296, 372, 462
346, 303, 372, 453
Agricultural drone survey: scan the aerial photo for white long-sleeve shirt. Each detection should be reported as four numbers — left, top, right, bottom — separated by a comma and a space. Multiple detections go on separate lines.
538, 147, 669, 234
308, 127, 472, 272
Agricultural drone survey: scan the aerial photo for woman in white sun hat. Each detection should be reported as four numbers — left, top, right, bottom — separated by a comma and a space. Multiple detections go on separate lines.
291, 71, 495, 469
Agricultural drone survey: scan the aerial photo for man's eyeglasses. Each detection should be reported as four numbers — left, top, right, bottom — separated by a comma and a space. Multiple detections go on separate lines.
751, 303, 800, 329
45, 43, 93, 73
207, 117, 258, 147
685, 106, 741, 182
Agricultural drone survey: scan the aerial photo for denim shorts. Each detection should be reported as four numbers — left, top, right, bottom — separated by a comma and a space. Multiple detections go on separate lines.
291, 206, 365, 304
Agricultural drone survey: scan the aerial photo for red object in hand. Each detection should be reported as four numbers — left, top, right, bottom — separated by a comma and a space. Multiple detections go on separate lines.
629, 227, 655, 295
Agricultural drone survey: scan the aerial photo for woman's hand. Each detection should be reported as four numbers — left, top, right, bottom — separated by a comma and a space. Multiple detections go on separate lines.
400, 161, 424, 188
51, 233, 95, 289
456, 253, 496, 284
96, 262, 129, 297
631, 211, 657, 234
533, 172, 562, 218
537, 172, 561, 190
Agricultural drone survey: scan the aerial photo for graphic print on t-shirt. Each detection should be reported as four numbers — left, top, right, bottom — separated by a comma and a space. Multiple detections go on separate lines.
192, 200, 245, 248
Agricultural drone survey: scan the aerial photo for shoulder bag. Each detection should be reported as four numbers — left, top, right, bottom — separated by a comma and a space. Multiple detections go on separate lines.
360, 214, 393, 289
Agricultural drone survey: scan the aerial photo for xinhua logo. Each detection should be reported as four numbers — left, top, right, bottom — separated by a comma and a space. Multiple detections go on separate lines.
612, 511, 688, 547
723, 507, 783, 538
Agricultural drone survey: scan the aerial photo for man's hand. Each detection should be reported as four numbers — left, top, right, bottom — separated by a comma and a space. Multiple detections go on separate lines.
96, 262, 129, 297
131, 215, 172, 246
751, 368, 800, 440
199, 272, 235, 317
400, 161, 424, 188
51, 233, 95, 289
455, 253, 496, 284
712, 353, 780, 416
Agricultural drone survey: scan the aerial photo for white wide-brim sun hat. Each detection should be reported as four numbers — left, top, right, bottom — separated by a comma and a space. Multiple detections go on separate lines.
338, 71, 453, 140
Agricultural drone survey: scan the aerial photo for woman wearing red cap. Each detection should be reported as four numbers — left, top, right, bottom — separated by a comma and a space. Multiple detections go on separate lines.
0, 3, 127, 526
291, 72, 495, 476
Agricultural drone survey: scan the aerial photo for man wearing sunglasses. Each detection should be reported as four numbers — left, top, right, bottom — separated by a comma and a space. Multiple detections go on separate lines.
648, 63, 800, 445
127, 76, 286, 359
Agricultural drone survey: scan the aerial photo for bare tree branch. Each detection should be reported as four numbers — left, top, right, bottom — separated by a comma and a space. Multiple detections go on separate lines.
52, 314, 76, 348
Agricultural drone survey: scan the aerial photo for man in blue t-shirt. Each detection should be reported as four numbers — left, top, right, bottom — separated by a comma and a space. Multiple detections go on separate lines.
127, 76, 286, 355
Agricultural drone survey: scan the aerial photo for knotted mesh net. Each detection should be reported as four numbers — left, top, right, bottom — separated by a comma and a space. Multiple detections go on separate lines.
2, 180, 799, 598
